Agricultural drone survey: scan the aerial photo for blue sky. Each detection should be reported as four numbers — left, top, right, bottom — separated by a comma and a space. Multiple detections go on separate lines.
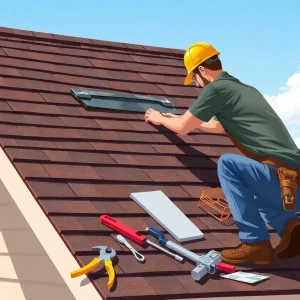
1, 0, 300, 144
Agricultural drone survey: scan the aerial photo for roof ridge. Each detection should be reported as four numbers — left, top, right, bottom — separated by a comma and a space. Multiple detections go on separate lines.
0, 35, 184, 67
0, 26, 185, 58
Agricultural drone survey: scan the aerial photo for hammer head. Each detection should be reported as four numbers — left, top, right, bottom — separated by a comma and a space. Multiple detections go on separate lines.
92, 246, 116, 260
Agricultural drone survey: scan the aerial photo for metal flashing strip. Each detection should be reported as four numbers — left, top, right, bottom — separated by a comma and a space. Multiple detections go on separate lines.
70, 88, 180, 114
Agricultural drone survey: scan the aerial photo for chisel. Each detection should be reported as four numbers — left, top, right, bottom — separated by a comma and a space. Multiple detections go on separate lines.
99, 215, 184, 262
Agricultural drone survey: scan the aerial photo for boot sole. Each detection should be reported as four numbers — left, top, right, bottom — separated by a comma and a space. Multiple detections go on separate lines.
221, 255, 275, 265
276, 222, 300, 258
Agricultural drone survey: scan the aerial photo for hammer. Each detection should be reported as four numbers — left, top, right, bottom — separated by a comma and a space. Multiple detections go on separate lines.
146, 227, 235, 281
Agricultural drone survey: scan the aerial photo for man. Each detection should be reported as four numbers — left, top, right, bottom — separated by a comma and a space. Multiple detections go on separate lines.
144, 42, 300, 265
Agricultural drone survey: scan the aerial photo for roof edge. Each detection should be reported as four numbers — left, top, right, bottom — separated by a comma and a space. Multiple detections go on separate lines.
0, 147, 102, 300
0, 26, 185, 58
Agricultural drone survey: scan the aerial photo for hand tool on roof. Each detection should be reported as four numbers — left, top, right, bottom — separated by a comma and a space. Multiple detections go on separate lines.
130, 190, 204, 242
100, 215, 184, 262
116, 234, 145, 262
145, 238, 183, 262
70, 246, 116, 289
146, 227, 235, 281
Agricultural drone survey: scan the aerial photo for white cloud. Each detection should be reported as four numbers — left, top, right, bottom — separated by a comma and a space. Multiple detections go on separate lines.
264, 65, 300, 148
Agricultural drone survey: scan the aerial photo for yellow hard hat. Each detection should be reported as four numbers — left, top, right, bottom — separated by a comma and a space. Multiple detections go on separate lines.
183, 42, 220, 85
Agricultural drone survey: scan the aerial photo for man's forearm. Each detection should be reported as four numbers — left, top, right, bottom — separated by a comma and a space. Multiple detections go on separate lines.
160, 116, 224, 135
160, 117, 184, 134
199, 122, 225, 134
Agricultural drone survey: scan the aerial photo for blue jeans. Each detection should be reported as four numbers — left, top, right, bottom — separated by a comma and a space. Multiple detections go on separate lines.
218, 153, 300, 243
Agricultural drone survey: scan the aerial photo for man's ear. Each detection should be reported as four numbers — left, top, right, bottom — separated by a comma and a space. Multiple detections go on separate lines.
199, 65, 206, 76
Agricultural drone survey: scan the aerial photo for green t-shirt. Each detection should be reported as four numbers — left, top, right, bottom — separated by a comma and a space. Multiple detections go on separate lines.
188, 71, 300, 168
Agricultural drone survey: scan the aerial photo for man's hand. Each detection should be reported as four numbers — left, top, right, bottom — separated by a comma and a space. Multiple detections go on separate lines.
144, 109, 204, 135
144, 109, 163, 125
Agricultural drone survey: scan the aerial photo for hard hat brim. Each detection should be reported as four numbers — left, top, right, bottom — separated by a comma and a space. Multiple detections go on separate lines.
184, 72, 193, 85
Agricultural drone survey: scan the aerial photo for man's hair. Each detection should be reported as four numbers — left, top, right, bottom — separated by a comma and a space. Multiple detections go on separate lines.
194, 55, 222, 73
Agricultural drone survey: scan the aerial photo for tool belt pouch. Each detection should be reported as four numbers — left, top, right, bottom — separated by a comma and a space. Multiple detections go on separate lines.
278, 167, 298, 211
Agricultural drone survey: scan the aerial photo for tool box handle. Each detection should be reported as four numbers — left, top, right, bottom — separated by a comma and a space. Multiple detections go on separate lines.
100, 215, 147, 246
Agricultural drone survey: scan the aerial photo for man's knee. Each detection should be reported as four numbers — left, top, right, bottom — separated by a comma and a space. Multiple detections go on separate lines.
218, 153, 273, 184
217, 153, 241, 175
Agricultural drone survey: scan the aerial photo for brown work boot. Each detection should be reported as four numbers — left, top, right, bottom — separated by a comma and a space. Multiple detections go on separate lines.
275, 219, 300, 259
221, 240, 275, 264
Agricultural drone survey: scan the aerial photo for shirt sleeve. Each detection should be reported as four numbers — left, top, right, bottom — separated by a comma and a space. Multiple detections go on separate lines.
188, 84, 224, 122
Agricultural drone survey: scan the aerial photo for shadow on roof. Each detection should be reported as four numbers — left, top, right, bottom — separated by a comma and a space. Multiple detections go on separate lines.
156, 126, 219, 185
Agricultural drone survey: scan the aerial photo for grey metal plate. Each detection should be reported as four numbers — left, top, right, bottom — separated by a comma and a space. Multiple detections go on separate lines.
130, 190, 204, 242
70, 88, 180, 114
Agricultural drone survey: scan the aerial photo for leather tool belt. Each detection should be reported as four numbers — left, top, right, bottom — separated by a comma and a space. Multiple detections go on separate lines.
259, 157, 300, 211
224, 131, 300, 211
